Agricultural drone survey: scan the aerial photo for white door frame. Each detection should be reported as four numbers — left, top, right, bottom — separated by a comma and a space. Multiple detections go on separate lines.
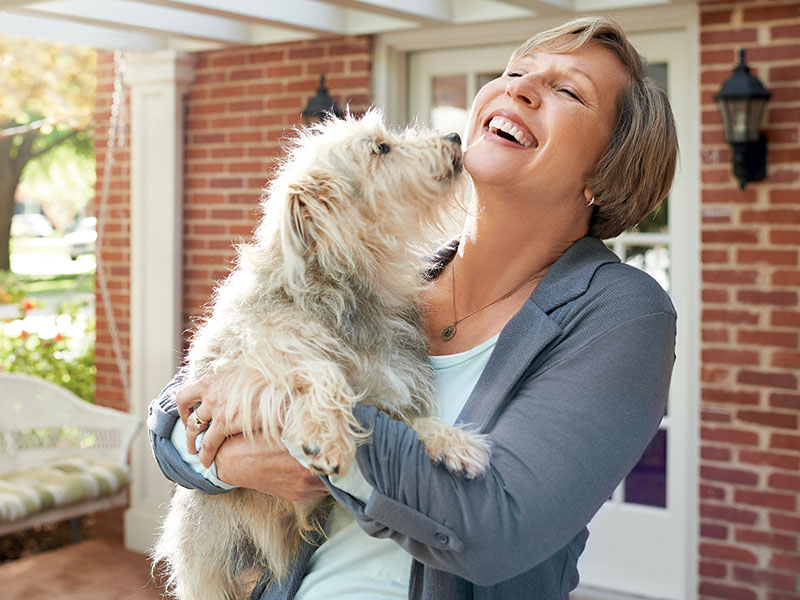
373, 6, 700, 599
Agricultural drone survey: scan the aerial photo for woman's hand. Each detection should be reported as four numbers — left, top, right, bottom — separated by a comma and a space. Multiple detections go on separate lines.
176, 377, 245, 468
215, 434, 330, 501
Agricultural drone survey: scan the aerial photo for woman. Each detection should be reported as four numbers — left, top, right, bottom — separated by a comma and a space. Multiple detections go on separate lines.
149, 15, 678, 599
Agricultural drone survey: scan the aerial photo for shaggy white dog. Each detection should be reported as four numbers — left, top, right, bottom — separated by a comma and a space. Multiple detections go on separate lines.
153, 111, 491, 600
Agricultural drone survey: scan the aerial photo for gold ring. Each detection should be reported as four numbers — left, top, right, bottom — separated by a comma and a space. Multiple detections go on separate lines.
192, 412, 210, 430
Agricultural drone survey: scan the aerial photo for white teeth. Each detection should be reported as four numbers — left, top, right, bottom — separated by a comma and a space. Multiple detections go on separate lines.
487, 115, 535, 148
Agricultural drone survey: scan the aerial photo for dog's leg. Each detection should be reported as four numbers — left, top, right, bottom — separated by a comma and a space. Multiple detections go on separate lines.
412, 416, 491, 479
154, 488, 258, 600
281, 362, 362, 478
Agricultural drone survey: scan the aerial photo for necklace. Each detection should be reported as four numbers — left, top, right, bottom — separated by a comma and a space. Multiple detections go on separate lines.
441, 260, 549, 342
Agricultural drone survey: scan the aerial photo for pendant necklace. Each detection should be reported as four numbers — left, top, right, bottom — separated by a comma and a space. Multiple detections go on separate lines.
441, 259, 549, 342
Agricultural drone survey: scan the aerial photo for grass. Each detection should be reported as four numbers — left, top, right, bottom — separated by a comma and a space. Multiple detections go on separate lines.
13, 272, 94, 297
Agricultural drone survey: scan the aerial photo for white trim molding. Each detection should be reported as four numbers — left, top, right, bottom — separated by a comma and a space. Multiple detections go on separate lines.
123, 50, 195, 554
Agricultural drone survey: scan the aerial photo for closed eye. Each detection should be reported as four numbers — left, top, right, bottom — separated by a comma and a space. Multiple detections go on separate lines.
558, 88, 584, 104
505, 71, 523, 78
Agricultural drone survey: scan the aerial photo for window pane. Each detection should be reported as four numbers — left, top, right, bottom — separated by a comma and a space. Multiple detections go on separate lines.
628, 201, 668, 234
624, 429, 667, 508
625, 244, 670, 293
431, 74, 467, 134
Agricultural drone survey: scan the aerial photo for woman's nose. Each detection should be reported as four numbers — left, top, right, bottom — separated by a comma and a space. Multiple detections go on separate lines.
505, 78, 540, 108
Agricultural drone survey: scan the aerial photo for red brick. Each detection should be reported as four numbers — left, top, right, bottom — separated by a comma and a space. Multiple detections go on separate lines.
703, 407, 733, 423
771, 23, 800, 40
772, 311, 800, 328
703, 188, 758, 204
738, 330, 799, 348
246, 83, 284, 96
772, 433, 800, 452
266, 96, 304, 110
702, 349, 760, 366
211, 54, 246, 68
704, 310, 760, 326
733, 565, 796, 591
702, 329, 729, 344
737, 290, 798, 306
738, 370, 798, 390
770, 65, 800, 82
702, 523, 729, 540
769, 110, 800, 127
266, 65, 302, 78
308, 60, 346, 75
739, 410, 798, 430
769, 472, 800, 492
770, 513, 800, 534
735, 489, 796, 511
698, 582, 757, 600
771, 230, 800, 245
702, 427, 760, 446
701, 9, 733, 25
703, 367, 728, 384
770, 553, 800, 573
700, 542, 759, 565
703, 388, 760, 406
770, 393, 800, 411
738, 249, 798, 267
229, 100, 263, 112
743, 4, 800, 22
703, 269, 759, 284
701, 560, 727, 578
742, 209, 800, 225
288, 47, 325, 60
702, 168, 733, 183
701, 29, 759, 45
745, 44, 800, 62
210, 85, 245, 98
248, 50, 284, 64
701, 465, 759, 486
701, 483, 727, 501
703, 289, 729, 303
703, 445, 733, 462
740, 449, 799, 471
703, 229, 760, 244
773, 352, 800, 369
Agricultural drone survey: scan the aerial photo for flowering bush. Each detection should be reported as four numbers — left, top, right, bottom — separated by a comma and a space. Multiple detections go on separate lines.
0, 297, 96, 402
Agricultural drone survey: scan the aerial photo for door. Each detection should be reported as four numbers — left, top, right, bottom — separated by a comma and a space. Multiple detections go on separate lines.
407, 28, 696, 600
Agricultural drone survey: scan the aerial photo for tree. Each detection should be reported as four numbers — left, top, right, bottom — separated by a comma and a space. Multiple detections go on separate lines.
0, 36, 96, 270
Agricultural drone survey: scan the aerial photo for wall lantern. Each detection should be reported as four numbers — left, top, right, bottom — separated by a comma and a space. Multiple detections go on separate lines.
714, 49, 771, 189
301, 75, 344, 124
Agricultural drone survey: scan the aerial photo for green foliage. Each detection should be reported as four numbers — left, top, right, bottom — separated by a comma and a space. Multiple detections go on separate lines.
0, 289, 95, 403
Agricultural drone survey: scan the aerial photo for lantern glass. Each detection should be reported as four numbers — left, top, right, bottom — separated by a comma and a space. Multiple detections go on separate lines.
746, 97, 768, 141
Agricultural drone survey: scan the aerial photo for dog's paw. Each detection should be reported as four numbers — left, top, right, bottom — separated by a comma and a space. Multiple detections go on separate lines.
413, 417, 491, 479
284, 424, 356, 477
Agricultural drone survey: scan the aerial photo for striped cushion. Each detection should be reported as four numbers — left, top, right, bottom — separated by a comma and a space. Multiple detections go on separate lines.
0, 456, 129, 523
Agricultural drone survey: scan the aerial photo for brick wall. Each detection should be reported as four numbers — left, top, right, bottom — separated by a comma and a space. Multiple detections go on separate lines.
699, 1, 800, 598
93, 36, 371, 537
182, 36, 371, 331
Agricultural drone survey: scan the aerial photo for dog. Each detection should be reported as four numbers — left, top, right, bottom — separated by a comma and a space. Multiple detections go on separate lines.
152, 110, 492, 600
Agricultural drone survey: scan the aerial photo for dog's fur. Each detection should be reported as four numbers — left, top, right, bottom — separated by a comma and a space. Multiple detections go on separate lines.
153, 111, 491, 600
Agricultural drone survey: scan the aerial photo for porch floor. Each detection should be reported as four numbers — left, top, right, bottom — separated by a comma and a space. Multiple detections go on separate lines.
0, 538, 165, 599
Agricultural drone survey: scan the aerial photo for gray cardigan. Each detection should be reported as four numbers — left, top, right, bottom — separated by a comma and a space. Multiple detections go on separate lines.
148, 236, 677, 599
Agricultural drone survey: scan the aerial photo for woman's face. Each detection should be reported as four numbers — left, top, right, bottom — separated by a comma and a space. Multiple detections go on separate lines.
463, 42, 628, 202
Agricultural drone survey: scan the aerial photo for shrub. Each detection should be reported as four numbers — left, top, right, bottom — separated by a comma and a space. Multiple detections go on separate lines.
0, 297, 95, 402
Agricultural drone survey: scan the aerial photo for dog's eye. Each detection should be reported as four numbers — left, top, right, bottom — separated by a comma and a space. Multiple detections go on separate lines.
375, 142, 391, 155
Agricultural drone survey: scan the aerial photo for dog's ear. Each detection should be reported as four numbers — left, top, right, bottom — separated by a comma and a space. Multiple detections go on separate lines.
282, 187, 315, 259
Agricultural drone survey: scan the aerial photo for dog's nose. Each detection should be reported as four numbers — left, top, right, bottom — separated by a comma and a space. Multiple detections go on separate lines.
444, 132, 461, 145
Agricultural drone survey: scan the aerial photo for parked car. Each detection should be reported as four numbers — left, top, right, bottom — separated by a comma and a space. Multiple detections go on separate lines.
10, 213, 54, 238
65, 216, 97, 260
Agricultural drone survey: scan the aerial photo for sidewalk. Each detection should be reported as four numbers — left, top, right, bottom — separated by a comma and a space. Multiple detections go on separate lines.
0, 538, 165, 599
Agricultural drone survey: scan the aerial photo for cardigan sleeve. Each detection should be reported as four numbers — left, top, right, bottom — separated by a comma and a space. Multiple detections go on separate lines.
324, 308, 676, 586
147, 368, 232, 495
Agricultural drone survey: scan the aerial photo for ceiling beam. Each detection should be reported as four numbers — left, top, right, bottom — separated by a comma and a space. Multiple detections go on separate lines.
325, 0, 452, 25
19, 0, 253, 45
0, 11, 164, 49
135, 0, 346, 35
495, 0, 574, 16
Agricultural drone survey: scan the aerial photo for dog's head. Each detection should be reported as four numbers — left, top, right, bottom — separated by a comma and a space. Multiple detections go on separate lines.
259, 109, 464, 288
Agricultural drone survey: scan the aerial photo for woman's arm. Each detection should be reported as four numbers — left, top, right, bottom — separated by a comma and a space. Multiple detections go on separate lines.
148, 371, 328, 499
325, 309, 676, 586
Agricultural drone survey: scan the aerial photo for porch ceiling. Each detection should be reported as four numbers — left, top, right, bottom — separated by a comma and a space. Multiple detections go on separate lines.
0, 0, 687, 50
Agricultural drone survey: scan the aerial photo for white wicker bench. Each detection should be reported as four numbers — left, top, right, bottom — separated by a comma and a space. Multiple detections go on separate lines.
0, 373, 141, 536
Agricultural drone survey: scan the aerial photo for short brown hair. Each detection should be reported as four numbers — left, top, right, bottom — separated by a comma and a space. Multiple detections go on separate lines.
510, 16, 678, 239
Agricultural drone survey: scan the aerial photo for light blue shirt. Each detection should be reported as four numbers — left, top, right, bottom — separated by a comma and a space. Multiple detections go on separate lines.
173, 333, 500, 599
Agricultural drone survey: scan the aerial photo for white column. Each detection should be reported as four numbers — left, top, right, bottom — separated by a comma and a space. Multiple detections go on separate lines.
122, 50, 194, 553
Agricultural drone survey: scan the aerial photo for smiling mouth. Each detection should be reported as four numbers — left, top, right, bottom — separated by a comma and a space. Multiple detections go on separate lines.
486, 115, 537, 148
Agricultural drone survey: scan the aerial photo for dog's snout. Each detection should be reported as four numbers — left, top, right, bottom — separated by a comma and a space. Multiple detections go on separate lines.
444, 132, 462, 146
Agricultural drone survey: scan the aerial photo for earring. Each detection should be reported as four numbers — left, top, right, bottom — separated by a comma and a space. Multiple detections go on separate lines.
586, 196, 595, 207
